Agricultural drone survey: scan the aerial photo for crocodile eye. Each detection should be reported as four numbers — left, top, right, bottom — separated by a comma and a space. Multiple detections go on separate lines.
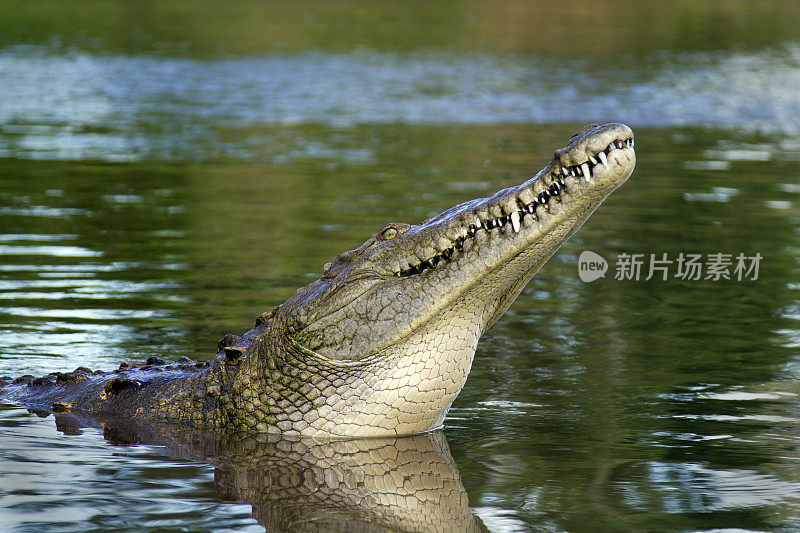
381, 227, 398, 240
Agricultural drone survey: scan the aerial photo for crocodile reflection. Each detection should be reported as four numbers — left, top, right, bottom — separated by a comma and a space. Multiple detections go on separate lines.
49, 412, 487, 532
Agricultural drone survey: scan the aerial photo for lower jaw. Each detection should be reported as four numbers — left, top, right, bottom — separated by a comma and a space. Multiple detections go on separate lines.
452, 190, 611, 324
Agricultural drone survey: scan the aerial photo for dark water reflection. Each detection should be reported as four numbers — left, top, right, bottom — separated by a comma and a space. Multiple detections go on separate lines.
2, 408, 485, 532
1, 1, 800, 531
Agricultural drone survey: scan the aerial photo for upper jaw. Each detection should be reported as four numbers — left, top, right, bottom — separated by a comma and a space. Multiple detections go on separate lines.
386, 123, 635, 279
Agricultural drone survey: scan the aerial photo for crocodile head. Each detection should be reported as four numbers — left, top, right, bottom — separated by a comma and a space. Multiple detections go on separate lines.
268, 123, 635, 436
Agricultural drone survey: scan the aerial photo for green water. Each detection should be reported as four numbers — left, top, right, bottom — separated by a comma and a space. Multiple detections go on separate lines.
1, 2, 800, 531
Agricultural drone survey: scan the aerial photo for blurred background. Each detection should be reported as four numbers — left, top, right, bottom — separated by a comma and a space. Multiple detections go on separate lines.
1, 1, 799, 531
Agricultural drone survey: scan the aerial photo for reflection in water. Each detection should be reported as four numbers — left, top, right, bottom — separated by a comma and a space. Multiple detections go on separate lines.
51, 414, 486, 532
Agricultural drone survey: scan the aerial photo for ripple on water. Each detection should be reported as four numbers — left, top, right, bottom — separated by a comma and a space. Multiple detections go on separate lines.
0, 192, 190, 373
617, 462, 800, 513
1, 45, 799, 161
0, 206, 92, 217
0, 408, 260, 532
0, 245, 102, 257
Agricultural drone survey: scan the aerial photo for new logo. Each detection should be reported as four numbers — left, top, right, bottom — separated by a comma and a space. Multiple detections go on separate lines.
578, 251, 608, 282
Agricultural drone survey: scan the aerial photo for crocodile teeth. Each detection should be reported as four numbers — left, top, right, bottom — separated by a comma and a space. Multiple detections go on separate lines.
397, 135, 637, 278
510, 211, 521, 233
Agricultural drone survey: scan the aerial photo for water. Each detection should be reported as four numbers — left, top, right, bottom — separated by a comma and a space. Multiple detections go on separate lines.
3, 46, 800, 162
1, 1, 800, 531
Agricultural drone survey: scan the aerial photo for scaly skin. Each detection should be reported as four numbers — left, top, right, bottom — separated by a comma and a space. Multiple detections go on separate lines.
51, 413, 488, 532
0, 123, 636, 437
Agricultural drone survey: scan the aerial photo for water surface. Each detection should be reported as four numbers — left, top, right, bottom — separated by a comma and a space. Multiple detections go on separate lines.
1, 2, 800, 531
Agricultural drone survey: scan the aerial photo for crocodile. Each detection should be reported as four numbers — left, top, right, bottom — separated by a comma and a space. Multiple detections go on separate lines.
0, 123, 635, 437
